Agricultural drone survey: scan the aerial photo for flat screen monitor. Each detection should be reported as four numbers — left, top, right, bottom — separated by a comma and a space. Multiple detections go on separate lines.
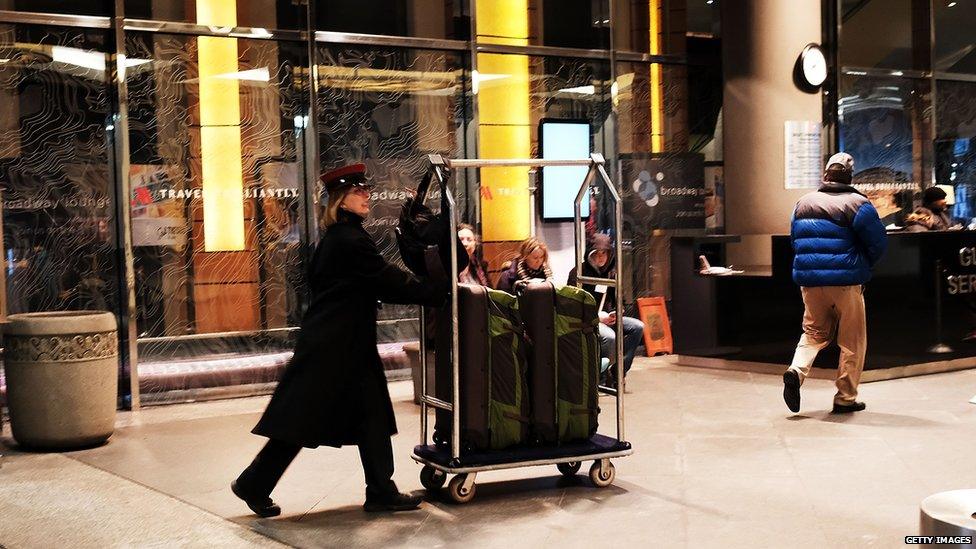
539, 119, 591, 221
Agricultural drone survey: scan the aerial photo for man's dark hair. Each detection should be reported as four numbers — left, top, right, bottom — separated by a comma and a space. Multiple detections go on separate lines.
824, 164, 852, 185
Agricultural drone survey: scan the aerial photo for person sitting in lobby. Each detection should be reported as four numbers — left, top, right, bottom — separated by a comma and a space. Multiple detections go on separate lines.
904, 186, 959, 232
496, 237, 552, 291
457, 223, 490, 287
567, 233, 645, 385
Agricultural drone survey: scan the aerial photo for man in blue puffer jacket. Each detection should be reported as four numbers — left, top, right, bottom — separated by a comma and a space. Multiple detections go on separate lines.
783, 152, 887, 414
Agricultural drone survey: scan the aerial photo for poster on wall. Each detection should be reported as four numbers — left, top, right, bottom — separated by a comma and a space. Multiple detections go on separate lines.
619, 152, 707, 230
784, 120, 823, 189
129, 164, 188, 248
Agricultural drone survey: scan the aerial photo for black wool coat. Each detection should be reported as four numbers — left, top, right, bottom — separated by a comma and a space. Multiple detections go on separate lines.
252, 210, 445, 448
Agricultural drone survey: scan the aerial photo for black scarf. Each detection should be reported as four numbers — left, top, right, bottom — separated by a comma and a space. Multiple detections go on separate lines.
516, 259, 552, 281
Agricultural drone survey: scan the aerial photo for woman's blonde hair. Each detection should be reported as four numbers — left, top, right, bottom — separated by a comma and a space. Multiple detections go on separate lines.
322, 187, 353, 229
518, 237, 548, 262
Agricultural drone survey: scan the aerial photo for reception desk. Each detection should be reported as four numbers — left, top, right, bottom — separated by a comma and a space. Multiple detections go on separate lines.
671, 231, 976, 377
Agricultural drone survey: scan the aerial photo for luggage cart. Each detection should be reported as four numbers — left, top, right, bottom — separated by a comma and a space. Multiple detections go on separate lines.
411, 153, 633, 504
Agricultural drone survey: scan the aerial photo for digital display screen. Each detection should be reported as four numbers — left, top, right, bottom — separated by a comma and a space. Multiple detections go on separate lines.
540, 120, 591, 220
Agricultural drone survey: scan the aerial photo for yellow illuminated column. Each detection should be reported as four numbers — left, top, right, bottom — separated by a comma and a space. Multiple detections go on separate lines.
197, 0, 245, 252
649, 0, 665, 153
476, 0, 530, 242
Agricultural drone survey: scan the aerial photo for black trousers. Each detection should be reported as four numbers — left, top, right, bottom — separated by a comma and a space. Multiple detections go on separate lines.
237, 379, 397, 499
237, 424, 396, 499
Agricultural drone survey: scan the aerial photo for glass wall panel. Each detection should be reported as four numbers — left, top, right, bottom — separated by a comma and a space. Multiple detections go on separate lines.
0, 0, 111, 16
934, 2, 976, 74
0, 24, 119, 400
615, 61, 701, 299
317, 0, 468, 40
838, 72, 932, 225
0, 25, 119, 315
935, 79, 976, 224
469, 53, 611, 288
315, 43, 467, 343
123, 0, 306, 31
125, 32, 309, 398
611, 0, 719, 55
474, 0, 608, 49
839, 0, 929, 71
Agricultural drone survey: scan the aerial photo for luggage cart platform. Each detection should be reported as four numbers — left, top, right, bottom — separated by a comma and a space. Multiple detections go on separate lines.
413, 434, 632, 474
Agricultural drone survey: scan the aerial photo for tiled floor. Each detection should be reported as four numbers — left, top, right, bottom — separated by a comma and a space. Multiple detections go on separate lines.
2, 358, 976, 548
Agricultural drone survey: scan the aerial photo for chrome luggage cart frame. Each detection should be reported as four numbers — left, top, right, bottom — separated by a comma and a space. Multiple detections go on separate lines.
411, 153, 633, 504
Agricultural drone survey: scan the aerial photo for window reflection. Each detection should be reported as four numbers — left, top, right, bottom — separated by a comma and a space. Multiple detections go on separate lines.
839, 0, 929, 71
0, 26, 119, 316
125, 32, 308, 368
611, 0, 720, 55
0, 0, 111, 16
934, 1, 976, 74
315, 45, 466, 341
936, 80, 976, 223
124, 0, 306, 30
838, 73, 931, 224
317, 0, 469, 40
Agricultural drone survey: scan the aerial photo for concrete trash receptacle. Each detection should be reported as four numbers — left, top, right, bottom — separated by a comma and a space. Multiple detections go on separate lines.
4, 311, 119, 449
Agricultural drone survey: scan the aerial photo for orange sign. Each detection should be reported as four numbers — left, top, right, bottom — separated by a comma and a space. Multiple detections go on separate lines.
637, 297, 672, 356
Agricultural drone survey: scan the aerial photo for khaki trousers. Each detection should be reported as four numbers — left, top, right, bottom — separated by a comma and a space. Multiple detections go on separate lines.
788, 285, 866, 405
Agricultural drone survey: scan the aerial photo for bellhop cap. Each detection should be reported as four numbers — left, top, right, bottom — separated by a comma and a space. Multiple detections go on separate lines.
321, 163, 373, 194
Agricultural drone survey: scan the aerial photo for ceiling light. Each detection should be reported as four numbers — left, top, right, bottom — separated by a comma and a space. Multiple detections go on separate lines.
707, 0, 714, 4
559, 85, 595, 95
52, 46, 105, 71
948, 2, 957, 7
214, 68, 270, 81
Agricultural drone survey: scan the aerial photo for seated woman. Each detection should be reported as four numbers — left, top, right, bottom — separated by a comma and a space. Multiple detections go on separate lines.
567, 234, 645, 383
457, 223, 490, 287
496, 237, 552, 292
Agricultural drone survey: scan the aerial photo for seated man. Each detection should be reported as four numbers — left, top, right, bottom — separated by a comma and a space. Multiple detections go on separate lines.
567, 234, 644, 384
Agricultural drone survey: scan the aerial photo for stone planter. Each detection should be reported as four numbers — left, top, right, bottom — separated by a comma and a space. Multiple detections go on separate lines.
403, 341, 435, 405
4, 311, 118, 449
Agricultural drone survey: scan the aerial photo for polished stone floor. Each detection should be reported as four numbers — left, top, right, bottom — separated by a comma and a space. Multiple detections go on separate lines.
2, 358, 976, 548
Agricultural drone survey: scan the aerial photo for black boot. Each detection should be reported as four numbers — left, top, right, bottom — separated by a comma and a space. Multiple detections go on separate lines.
363, 488, 423, 513
231, 479, 281, 518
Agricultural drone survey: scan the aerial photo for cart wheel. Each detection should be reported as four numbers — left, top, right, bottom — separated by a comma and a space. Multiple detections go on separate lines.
420, 466, 447, 490
589, 461, 616, 488
447, 474, 476, 504
557, 461, 582, 477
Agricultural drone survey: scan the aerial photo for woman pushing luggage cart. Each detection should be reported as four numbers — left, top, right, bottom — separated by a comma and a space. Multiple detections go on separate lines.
407, 154, 633, 504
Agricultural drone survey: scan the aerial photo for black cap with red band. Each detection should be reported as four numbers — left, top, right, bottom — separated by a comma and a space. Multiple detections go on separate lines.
321, 163, 374, 194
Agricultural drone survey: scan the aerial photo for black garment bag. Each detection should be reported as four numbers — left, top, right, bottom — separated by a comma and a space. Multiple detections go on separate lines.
395, 170, 468, 277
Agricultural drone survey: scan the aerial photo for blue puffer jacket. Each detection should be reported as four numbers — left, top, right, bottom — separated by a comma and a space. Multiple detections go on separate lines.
790, 183, 888, 287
